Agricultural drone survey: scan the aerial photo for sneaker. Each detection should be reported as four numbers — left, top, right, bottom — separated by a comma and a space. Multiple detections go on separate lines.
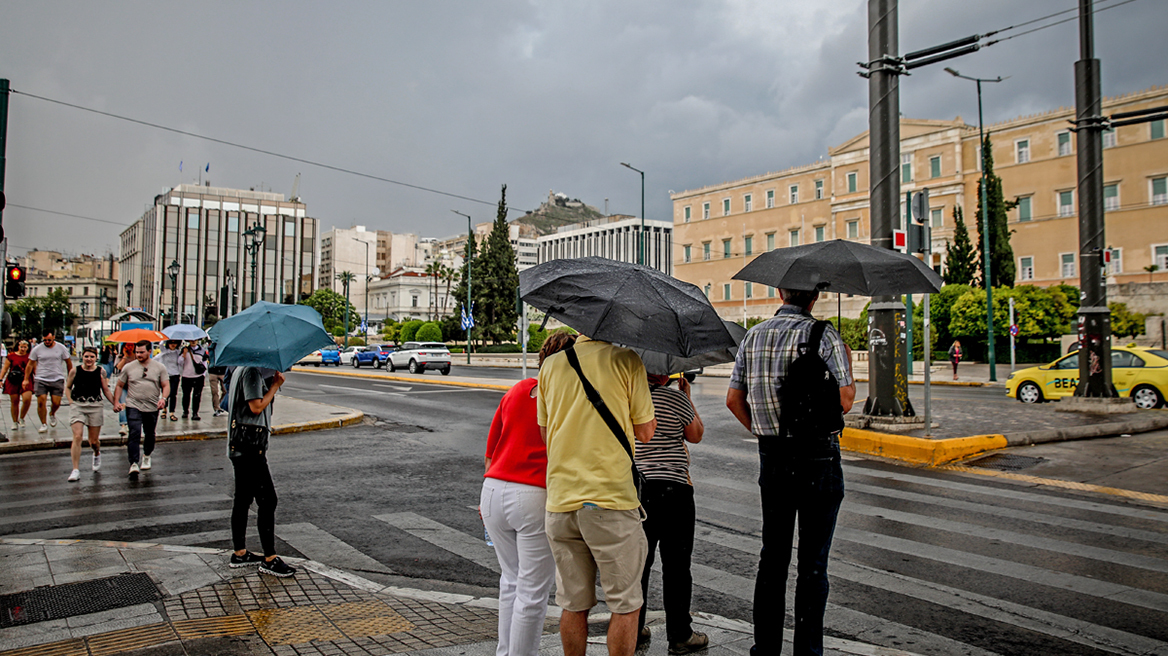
92, 453, 101, 471
637, 627, 652, 649
38, 423, 48, 433
229, 551, 266, 568
259, 556, 297, 578
213, 410, 224, 417
141, 454, 152, 470
668, 632, 709, 656
128, 462, 140, 478
48, 414, 57, 427
191, 414, 201, 421
119, 424, 128, 436
68, 469, 80, 482
181, 413, 188, 419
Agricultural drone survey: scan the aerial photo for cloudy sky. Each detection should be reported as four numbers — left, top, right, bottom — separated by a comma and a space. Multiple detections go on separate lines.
2, 0, 1163, 258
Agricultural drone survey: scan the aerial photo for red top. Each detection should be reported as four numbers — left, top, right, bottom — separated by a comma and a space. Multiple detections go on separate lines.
484, 378, 547, 488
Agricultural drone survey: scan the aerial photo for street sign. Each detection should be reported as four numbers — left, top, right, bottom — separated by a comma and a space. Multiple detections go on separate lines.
893, 229, 907, 250
911, 188, 930, 223
1010, 324, 1020, 337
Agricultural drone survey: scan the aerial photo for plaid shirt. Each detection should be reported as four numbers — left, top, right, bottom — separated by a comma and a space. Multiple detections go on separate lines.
729, 305, 853, 437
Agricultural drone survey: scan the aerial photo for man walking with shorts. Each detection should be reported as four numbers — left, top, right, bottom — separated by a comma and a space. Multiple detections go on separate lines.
24, 330, 73, 434
113, 341, 170, 479
64, 347, 117, 481
537, 335, 656, 656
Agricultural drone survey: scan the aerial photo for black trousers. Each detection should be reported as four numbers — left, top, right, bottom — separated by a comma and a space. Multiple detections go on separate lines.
637, 480, 696, 643
181, 376, 205, 416
167, 375, 180, 414
231, 454, 278, 557
125, 408, 158, 464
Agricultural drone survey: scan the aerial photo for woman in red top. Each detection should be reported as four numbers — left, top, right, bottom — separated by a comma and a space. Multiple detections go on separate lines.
480, 332, 575, 656
1, 340, 33, 429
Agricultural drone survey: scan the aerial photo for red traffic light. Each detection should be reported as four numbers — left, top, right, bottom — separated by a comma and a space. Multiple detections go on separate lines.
7, 265, 23, 282
5, 265, 26, 299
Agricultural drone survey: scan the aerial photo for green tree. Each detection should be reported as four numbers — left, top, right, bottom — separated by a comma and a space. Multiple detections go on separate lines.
1110, 302, 1147, 339
440, 264, 459, 314
949, 285, 1073, 343
943, 207, 978, 286
416, 322, 443, 342
9, 289, 76, 339
921, 284, 971, 350
424, 261, 443, 321
475, 185, 521, 344
382, 320, 402, 344
299, 288, 357, 333
400, 320, 425, 343
974, 135, 1018, 288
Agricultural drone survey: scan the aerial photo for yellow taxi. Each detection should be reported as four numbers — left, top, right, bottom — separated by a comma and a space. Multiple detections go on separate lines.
1006, 346, 1168, 409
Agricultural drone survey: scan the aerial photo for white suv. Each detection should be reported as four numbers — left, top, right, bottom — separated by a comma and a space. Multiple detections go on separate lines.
339, 345, 367, 366
388, 342, 452, 375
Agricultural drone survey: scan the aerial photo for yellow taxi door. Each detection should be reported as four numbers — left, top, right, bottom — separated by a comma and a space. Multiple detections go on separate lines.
1046, 352, 1079, 398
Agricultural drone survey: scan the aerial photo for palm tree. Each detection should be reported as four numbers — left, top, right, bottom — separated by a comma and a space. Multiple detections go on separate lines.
441, 265, 459, 314
424, 261, 442, 321
336, 271, 356, 347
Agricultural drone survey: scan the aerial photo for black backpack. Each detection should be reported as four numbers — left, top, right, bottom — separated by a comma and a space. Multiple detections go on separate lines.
778, 320, 845, 439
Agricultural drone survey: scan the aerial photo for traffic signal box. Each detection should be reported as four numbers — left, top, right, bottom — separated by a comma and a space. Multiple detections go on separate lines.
4, 265, 25, 299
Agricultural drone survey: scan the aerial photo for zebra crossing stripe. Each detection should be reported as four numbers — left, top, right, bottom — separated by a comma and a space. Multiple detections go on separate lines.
12, 510, 228, 540
276, 522, 393, 575
0, 483, 216, 512
936, 464, 1168, 506
373, 512, 500, 573
0, 495, 229, 528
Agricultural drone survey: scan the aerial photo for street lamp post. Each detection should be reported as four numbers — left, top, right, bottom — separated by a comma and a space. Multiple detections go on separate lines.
620, 162, 646, 265
125, 279, 133, 308
79, 301, 88, 339
352, 237, 371, 337
946, 67, 1005, 382
98, 288, 107, 344
167, 259, 181, 327
452, 210, 472, 365
244, 222, 267, 307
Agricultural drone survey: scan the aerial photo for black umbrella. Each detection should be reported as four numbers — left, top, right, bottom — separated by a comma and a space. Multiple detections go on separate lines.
520, 257, 737, 358
732, 239, 943, 296
630, 320, 747, 375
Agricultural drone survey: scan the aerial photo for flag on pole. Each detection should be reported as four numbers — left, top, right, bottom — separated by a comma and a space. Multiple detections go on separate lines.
205, 163, 210, 173
460, 303, 475, 330
179, 161, 183, 172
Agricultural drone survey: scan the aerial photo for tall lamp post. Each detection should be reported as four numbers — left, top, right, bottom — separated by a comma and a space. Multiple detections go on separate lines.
946, 67, 1005, 382
620, 162, 646, 265
79, 301, 88, 340
224, 269, 236, 317
352, 237, 371, 336
125, 279, 133, 308
167, 259, 181, 327
452, 210, 472, 364
97, 288, 107, 344
243, 222, 266, 306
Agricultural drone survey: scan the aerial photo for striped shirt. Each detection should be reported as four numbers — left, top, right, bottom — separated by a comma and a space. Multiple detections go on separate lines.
635, 385, 696, 485
729, 305, 853, 437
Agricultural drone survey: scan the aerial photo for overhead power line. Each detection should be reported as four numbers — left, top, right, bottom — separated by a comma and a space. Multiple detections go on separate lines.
984, 0, 1141, 46
10, 89, 515, 213
9, 203, 130, 227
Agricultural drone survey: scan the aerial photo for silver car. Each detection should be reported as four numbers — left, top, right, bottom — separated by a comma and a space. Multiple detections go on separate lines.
388, 342, 452, 375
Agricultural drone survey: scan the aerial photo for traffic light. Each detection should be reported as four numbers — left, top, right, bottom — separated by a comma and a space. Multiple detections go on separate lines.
4, 265, 25, 299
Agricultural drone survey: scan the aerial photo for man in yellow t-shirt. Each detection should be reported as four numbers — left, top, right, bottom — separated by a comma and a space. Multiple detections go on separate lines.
538, 335, 656, 656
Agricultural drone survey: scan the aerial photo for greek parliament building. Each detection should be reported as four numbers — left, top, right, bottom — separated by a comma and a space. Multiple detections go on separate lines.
119, 184, 318, 324
672, 85, 1168, 320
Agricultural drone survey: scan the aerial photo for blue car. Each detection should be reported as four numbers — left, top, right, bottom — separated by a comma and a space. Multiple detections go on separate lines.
321, 347, 341, 366
353, 344, 396, 368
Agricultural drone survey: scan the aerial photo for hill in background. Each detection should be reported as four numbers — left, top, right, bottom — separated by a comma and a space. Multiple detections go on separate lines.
513, 191, 609, 236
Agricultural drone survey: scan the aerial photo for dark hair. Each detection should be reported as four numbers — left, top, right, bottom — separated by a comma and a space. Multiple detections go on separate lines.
43, 329, 55, 338
82, 346, 98, 356
779, 288, 819, 308
539, 332, 577, 367
134, 340, 152, 351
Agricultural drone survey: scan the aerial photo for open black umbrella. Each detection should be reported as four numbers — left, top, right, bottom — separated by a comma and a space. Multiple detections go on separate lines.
520, 257, 737, 358
630, 320, 747, 375
732, 239, 943, 296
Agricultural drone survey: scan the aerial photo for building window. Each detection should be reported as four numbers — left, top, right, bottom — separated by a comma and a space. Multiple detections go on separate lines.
1057, 131, 1072, 157
930, 207, 943, 228
767, 233, 775, 251
1058, 190, 1075, 217
766, 190, 775, 208
703, 202, 710, 220
704, 284, 711, 297
1152, 177, 1168, 205
723, 239, 731, 258
684, 206, 691, 223
1108, 248, 1123, 275
722, 198, 731, 216
1104, 183, 1119, 211
745, 282, 753, 299
846, 220, 859, 239
723, 283, 731, 301
768, 286, 775, 298
187, 211, 200, 229
930, 155, 941, 179
1018, 196, 1032, 222
847, 172, 857, 193
789, 185, 799, 204
703, 242, 711, 260
1016, 139, 1031, 163
1019, 256, 1034, 281
744, 194, 752, 212
1155, 245, 1168, 270
684, 245, 691, 263
1103, 128, 1117, 148
1152, 119, 1166, 140
1061, 253, 1076, 278
814, 226, 825, 242
815, 180, 824, 200
411, 295, 419, 307
901, 153, 912, 182
744, 236, 753, 256
789, 230, 800, 247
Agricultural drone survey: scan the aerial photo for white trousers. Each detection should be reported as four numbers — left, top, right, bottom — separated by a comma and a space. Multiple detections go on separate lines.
480, 477, 555, 656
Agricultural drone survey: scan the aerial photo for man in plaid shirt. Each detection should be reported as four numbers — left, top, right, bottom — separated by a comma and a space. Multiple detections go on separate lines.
725, 288, 855, 656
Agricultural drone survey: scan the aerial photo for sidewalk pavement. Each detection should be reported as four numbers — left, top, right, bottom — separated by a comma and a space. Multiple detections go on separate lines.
0, 538, 914, 656
0, 385, 363, 456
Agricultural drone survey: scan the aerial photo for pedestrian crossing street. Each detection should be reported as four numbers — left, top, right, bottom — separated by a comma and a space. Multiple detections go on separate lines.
3, 452, 1167, 656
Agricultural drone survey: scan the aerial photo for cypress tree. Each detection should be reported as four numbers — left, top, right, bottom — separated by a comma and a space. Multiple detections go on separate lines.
943, 206, 978, 286
477, 185, 520, 344
974, 134, 1018, 288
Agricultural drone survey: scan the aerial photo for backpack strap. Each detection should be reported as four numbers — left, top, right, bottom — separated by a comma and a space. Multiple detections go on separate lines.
563, 345, 636, 463
802, 320, 830, 355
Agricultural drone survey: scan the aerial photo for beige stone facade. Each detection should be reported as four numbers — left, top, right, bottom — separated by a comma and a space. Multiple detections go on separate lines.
672, 85, 1168, 321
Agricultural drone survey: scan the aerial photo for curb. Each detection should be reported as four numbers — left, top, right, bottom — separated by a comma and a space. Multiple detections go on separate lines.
840, 428, 1007, 466
1003, 411, 1168, 446
290, 366, 514, 391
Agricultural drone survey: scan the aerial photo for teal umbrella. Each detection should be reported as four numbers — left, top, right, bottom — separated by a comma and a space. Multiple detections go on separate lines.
208, 302, 335, 371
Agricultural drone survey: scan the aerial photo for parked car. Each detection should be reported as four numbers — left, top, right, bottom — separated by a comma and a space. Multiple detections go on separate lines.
300, 346, 341, 367
388, 342, 452, 375
354, 344, 396, 368
1005, 346, 1168, 409
339, 345, 367, 366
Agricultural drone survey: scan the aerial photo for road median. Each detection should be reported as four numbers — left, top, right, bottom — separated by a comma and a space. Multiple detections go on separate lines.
290, 366, 514, 391
840, 428, 1007, 466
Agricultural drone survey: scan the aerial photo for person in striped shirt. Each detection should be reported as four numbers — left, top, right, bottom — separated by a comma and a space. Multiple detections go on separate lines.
635, 373, 708, 655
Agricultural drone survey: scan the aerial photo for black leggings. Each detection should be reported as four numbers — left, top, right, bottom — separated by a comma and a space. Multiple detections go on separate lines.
167, 375, 180, 413
181, 376, 205, 415
231, 455, 278, 556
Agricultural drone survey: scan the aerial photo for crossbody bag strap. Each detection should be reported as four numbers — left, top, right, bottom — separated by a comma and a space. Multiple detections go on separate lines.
564, 345, 635, 463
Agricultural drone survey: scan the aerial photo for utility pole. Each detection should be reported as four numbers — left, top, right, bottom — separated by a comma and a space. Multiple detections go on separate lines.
453, 210, 472, 364
862, 0, 914, 417
1073, 0, 1116, 399
1, 79, 9, 367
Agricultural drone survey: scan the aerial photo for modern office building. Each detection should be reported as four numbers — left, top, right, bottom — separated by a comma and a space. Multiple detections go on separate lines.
119, 184, 318, 325
319, 226, 428, 315
672, 85, 1168, 320
536, 215, 673, 275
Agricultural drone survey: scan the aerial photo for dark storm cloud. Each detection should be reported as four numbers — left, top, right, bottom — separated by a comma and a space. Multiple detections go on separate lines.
1, 0, 1162, 256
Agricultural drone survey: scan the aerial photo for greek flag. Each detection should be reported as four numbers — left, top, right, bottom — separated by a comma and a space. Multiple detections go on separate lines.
460, 303, 475, 330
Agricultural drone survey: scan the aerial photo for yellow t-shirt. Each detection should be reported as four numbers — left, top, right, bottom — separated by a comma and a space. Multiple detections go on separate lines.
537, 336, 655, 512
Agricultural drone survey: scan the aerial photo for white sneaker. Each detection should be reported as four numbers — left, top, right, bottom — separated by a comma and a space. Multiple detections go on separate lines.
68, 469, 80, 482
38, 423, 48, 433
119, 424, 128, 436
92, 454, 101, 471
129, 462, 140, 477
141, 455, 152, 470
48, 414, 57, 427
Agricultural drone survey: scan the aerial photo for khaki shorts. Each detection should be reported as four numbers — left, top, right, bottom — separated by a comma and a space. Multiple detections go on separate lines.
545, 506, 647, 614
70, 402, 104, 427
